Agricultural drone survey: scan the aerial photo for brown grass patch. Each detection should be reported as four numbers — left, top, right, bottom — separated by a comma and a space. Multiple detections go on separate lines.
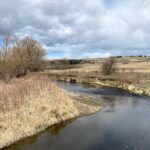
0, 75, 70, 113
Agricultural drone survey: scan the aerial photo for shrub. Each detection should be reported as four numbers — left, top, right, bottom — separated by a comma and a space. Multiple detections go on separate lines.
69, 59, 82, 65
116, 56, 122, 58
101, 57, 116, 75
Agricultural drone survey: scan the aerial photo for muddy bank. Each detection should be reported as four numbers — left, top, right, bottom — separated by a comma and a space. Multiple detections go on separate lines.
48, 73, 150, 97
0, 92, 102, 150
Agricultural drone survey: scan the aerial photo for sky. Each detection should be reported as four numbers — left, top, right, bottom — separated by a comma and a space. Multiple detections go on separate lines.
0, 0, 150, 59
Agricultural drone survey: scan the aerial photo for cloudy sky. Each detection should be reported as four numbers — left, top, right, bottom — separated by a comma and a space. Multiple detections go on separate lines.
0, 0, 150, 58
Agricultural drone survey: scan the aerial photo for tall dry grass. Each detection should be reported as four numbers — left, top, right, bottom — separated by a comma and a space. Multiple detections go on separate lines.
116, 73, 140, 84
0, 76, 65, 113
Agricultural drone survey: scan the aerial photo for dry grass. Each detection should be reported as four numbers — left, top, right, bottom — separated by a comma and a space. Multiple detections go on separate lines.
46, 57, 150, 88
116, 73, 140, 84
0, 76, 47, 112
0, 75, 71, 113
0, 74, 103, 149
0, 75, 79, 149
48, 57, 150, 74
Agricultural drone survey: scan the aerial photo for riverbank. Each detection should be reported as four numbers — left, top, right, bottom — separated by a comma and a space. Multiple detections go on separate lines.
47, 73, 150, 97
0, 76, 103, 150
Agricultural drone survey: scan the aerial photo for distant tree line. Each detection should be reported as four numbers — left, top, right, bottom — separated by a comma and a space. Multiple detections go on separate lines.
47, 59, 83, 69
0, 34, 45, 82
129, 55, 147, 57
115, 55, 148, 58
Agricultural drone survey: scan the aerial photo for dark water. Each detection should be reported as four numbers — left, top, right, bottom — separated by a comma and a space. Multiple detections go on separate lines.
6, 82, 150, 150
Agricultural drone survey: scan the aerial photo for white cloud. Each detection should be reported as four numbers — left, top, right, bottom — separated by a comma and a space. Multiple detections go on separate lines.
0, 0, 150, 58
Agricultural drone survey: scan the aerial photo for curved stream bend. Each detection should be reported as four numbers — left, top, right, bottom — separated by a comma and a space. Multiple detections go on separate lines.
5, 82, 150, 150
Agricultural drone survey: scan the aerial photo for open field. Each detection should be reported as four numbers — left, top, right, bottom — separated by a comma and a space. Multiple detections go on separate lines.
46, 57, 150, 89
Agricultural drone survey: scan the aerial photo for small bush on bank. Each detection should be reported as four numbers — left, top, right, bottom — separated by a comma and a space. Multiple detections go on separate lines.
101, 57, 116, 75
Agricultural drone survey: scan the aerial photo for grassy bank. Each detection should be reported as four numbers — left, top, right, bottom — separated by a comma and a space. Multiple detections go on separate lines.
45, 57, 150, 96
0, 76, 103, 149
47, 73, 150, 97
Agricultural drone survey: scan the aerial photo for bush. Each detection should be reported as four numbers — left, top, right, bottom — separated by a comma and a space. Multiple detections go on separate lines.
101, 57, 116, 75
116, 56, 122, 58
69, 59, 82, 64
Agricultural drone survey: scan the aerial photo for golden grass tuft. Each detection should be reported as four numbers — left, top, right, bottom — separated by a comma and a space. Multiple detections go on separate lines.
0, 75, 70, 113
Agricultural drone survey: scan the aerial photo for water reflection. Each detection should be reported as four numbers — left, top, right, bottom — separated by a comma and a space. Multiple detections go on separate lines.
5, 120, 75, 150
47, 119, 75, 135
56, 81, 140, 97
4, 82, 150, 150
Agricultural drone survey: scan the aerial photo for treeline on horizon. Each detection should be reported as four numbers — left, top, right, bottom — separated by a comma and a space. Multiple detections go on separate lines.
0, 34, 149, 81
0, 34, 45, 82
47, 54, 149, 68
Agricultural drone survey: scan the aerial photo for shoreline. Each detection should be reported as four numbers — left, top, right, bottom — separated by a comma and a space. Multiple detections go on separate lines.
0, 90, 103, 150
47, 73, 150, 97
2, 73, 149, 149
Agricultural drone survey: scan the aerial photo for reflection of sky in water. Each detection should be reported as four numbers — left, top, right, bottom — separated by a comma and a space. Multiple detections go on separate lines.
6, 82, 150, 150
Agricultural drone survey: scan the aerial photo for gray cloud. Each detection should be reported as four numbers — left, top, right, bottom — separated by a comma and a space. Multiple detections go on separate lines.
0, 0, 150, 58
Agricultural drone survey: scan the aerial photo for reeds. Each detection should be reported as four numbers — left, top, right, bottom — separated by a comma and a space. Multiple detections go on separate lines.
0, 76, 58, 112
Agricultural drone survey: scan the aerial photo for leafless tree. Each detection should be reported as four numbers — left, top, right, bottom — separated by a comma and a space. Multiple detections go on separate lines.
101, 57, 116, 75
0, 35, 45, 82
16, 36, 45, 72
0, 34, 13, 82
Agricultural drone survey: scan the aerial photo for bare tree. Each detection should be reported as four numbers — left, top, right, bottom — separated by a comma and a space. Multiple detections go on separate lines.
0, 35, 45, 82
11, 36, 45, 75
0, 34, 13, 82
16, 37, 45, 72
101, 57, 116, 75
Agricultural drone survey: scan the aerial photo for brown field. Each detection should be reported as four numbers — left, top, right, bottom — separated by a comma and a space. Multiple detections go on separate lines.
46, 56, 150, 88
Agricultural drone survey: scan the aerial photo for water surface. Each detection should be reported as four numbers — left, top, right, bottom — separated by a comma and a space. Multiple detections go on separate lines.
6, 82, 150, 150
